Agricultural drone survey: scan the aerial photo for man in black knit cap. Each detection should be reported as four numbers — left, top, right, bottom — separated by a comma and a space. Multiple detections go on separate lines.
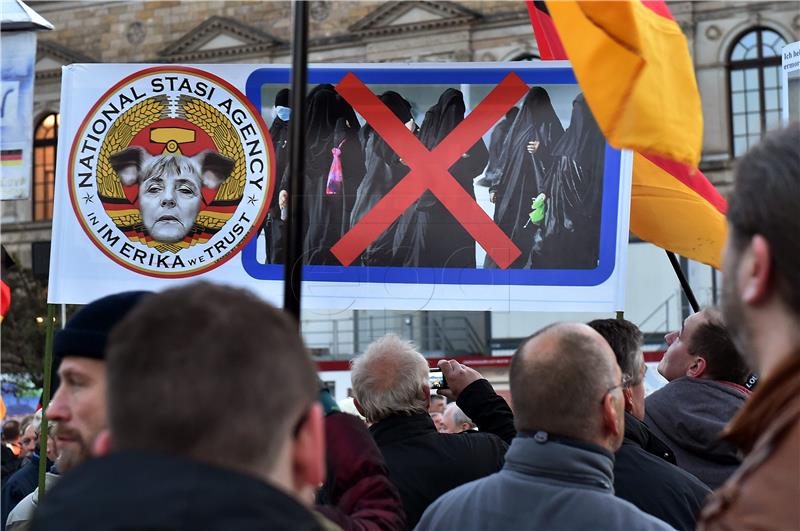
2, 291, 149, 531
45, 291, 151, 473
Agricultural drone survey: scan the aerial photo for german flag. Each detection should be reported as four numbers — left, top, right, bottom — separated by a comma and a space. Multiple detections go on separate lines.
528, 0, 726, 268
525, 1, 567, 60
0, 149, 23, 167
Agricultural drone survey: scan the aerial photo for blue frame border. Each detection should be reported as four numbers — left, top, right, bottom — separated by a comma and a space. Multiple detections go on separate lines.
241, 65, 621, 287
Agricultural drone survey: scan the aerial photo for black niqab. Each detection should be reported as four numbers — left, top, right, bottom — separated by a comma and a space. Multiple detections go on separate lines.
482, 106, 519, 187
303, 87, 366, 265
264, 89, 292, 263
350, 91, 414, 265
392, 89, 488, 268
530, 93, 605, 269
485, 87, 564, 269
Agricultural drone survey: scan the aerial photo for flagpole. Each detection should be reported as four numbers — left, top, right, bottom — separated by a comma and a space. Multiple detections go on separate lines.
665, 250, 700, 313
37, 303, 55, 501
283, 0, 309, 325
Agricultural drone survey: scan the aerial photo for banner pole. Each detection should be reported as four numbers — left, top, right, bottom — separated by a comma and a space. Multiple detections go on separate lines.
665, 250, 700, 313
283, 0, 309, 325
37, 303, 56, 501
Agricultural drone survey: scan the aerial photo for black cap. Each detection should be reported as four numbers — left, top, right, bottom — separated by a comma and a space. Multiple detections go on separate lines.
54, 291, 151, 362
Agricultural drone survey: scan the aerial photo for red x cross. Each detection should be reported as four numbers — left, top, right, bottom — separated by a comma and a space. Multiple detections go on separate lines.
331, 72, 530, 270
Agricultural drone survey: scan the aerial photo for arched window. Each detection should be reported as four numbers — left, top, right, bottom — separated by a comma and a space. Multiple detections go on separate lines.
728, 28, 786, 157
32, 112, 59, 221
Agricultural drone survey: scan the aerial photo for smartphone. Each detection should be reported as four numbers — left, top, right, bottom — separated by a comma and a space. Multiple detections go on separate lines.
429, 368, 448, 390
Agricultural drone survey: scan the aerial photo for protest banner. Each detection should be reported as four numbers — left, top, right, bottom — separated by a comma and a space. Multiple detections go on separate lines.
49, 62, 632, 312
1, 32, 37, 200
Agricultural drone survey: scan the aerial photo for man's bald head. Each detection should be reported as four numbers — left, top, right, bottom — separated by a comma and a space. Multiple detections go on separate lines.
510, 323, 622, 445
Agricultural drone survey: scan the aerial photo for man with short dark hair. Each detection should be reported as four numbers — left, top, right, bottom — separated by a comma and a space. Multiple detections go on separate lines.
699, 124, 800, 530
589, 318, 710, 531
416, 323, 672, 531
32, 282, 326, 531
645, 307, 750, 489
351, 334, 507, 528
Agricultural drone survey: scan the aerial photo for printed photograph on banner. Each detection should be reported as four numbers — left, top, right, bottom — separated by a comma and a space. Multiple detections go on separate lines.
256, 81, 604, 271
67, 66, 273, 278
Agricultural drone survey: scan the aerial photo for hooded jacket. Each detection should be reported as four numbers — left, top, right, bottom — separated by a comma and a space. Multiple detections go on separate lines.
645, 377, 747, 489
415, 434, 674, 531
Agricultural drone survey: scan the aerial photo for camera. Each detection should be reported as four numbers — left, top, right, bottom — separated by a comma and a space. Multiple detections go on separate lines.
429, 368, 448, 390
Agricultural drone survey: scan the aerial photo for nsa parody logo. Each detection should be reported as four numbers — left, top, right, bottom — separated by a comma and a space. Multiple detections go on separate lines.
68, 66, 273, 278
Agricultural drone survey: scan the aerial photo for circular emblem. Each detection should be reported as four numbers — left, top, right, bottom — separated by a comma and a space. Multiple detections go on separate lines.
69, 66, 274, 278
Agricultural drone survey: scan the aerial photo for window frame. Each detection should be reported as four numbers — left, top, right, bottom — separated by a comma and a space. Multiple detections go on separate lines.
32, 112, 59, 221
727, 27, 786, 158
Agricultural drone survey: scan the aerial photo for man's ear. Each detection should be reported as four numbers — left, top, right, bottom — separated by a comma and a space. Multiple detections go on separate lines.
197, 151, 235, 190
422, 385, 431, 409
687, 356, 707, 378
621, 386, 635, 414
601, 392, 623, 449
741, 235, 773, 305
109, 147, 149, 186
292, 402, 325, 496
92, 429, 113, 457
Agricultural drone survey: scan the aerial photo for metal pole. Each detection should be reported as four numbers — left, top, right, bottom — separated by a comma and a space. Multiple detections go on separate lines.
665, 250, 700, 313
37, 303, 55, 501
283, 0, 309, 324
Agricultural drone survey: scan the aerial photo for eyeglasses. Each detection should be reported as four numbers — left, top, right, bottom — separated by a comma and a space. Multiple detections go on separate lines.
600, 373, 632, 404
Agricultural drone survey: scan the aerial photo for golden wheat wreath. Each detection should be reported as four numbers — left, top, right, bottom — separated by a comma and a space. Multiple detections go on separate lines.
96, 94, 248, 252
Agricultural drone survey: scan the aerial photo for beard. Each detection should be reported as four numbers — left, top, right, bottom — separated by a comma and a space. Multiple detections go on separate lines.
53, 425, 93, 474
720, 256, 758, 372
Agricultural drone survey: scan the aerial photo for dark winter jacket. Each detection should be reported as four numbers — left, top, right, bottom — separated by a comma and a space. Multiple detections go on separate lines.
1, 445, 21, 487
456, 379, 516, 445
30, 451, 326, 531
317, 412, 406, 531
415, 434, 674, 531
1, 453, 51, 531
370, 412, 507, 529
616, 412, 711, 531
645, 377, 748, 489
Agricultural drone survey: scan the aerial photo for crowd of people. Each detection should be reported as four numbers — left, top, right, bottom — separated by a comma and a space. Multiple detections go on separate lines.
0, 123, 798, 530
264, 85, 606, 269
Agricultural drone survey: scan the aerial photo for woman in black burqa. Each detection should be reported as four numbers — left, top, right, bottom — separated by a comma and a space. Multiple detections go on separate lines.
529, 93, 606, 269
479, 106, 518, 188
265, 88, 290, 264
392, 88, 489, 268
281, 84, 365, 265
349, 91, 415, 266
485, 87, 564, 269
